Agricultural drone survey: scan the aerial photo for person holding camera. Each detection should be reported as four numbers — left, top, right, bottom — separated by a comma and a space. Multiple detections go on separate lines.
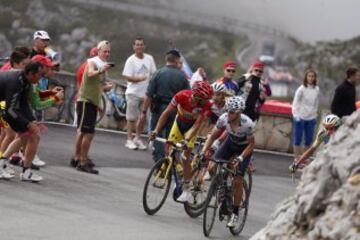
74, 40, 113, 174
122, 37, 157, 150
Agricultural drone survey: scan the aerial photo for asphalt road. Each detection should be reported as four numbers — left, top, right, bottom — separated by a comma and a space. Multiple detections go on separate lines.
0, 124, 296, 240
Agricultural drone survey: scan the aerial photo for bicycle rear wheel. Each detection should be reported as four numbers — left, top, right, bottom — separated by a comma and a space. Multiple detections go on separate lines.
142, 158, 172, 215
244, 169, 252, 196
203, 177, 219, 237
229, 180, 250, 236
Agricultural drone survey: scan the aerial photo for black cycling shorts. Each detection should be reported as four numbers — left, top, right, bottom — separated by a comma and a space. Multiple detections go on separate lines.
77, 101, 97, 134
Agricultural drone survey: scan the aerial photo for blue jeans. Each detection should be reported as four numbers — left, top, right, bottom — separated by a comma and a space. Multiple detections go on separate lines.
150, 108, 176, 162
293, 118, 317, 146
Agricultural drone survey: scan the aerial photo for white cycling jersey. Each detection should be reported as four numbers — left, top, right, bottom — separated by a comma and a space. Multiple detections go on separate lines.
216, 113, 255, 144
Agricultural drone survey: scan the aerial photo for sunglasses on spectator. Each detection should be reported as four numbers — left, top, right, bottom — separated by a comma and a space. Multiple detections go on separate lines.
254, 69, 263, 73
226, 69, 236, 73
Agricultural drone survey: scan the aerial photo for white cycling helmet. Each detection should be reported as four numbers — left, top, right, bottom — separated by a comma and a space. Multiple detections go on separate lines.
211, 82, 226, 93
323, 114, 341, 129
225, 96, 246, 112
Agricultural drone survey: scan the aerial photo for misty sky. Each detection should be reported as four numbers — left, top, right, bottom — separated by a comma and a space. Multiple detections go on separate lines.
165, 0, 360, 42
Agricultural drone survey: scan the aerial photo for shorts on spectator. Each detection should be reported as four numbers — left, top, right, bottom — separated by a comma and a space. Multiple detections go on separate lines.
77, 101, 97, 134
125, 94, 144, 121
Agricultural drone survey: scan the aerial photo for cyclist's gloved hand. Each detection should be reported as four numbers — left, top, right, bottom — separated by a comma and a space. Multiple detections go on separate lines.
149, 131, 157, 142
177, 140, 189, 150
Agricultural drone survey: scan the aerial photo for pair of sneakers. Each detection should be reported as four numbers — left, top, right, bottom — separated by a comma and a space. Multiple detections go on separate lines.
125, 138, 147, 150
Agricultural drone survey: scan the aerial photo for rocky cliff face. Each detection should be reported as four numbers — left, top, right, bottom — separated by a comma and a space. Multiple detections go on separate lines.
251, 110, 360, 240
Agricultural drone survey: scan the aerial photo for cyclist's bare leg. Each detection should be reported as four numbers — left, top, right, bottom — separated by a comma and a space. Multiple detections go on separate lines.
183, 148, 193, 182
80, 133, 94, 165
233, 175, 243, 210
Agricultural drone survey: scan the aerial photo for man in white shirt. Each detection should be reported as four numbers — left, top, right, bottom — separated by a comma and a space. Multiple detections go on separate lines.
122, 37, 156, 150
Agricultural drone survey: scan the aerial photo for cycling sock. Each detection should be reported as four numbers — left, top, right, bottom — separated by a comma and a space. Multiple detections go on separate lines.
232, 206, 239, 215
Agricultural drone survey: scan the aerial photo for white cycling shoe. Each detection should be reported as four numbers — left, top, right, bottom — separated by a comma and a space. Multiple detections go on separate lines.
177, 189, 193, 203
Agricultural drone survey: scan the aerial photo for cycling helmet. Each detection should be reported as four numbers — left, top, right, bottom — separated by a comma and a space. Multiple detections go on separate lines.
323, 114, 341, 129
211, 82, 226, 93
192, 80, 213, 100
225, 96, 246, 112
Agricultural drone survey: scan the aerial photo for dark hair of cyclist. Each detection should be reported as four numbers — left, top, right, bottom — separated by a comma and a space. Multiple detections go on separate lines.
346, 67, 359, 79
133, 37, 144, 45
10, 50, 28, 68
303, 69, 317, 87
24, 61, 43, 75
14, 46, 31, 57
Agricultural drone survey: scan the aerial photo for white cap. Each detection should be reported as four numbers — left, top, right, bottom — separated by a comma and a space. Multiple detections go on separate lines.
33, 30, 51, 40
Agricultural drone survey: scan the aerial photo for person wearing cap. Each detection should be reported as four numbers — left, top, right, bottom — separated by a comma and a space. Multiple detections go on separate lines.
31, 30, 51, 58
237, 60, 268, 122
141, 49, 189, 162
122, 37, 157, 150
0, 61, 45, 181
75, 40, 113, 174
214, 60, 239, 96
2, 55, 63, 171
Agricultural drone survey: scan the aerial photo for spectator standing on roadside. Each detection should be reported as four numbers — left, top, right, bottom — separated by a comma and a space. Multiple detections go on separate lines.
74, 40, 113, 174
122, 37, 156, 150
292, 69, 320, 165
141, 49, 189, 162
215, 60, 239, 96
237, 60, 267, 122
31, 30, 51, 58
0, 61, 44, 181
331, 67, 359, 118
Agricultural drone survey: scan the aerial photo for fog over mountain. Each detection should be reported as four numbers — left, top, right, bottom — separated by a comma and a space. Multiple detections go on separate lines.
160, 0, 360, 42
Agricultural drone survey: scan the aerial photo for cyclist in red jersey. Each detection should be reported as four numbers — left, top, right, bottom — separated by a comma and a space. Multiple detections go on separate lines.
150, 81, 213, 202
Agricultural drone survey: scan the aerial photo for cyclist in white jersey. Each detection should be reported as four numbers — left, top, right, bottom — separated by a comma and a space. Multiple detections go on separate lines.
201, 96, 255, 228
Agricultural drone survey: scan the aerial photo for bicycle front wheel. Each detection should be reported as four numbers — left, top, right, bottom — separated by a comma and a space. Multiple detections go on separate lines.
203, 176, 219, 237
184, 163, 209, 218
229, 179, 250, 236
142, 158, 172, 215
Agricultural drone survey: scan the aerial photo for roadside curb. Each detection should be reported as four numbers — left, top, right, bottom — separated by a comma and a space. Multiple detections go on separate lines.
45, 121, 295, 158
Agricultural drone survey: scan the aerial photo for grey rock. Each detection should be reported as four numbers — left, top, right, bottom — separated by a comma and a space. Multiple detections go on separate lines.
251, 110, 360, 240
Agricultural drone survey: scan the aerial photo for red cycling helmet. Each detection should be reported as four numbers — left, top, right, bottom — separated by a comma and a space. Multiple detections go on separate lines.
192, 80, 213, 100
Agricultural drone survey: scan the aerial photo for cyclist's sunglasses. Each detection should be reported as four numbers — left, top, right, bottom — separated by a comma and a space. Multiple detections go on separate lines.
193, 95, 207, 104
227, 109, 241, 114
226, 69, 236, 73
254, 69, 263, 74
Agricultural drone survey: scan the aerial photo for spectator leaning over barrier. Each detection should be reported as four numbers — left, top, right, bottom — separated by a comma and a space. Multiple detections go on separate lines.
141, 49, 190, 162
291, 69, 320, 166
122, 37, 156, 150
214, 60, 239, 96
331, 67, 359, 119
0, 61, 44, 181
73, 40, 113, 174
